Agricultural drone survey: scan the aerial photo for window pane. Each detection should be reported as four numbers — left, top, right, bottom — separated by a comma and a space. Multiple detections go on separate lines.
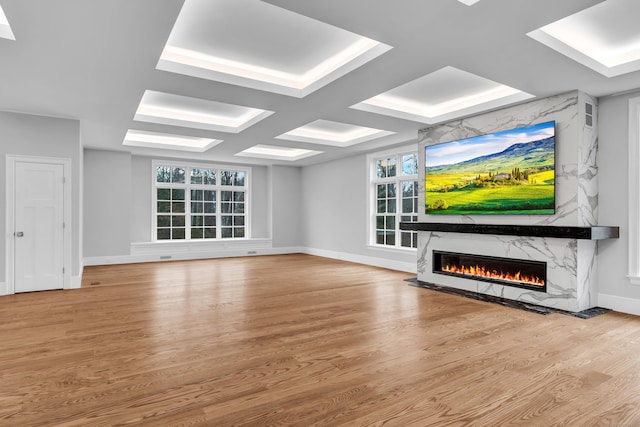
377, 200, 386, 213
234, 191, 244, 202
191, 202, 203, 213
385, 215, 395, 230
157, 201, 170, 213
221, 171, 233, 186
386, 231, 395, 245
376, 216, 384, 229
204, 202, 215, 214
235, 172, 245, 186
157, 215, 170, 227
387, 199, 396, 213
191, 168, 215, 185
156, 166, 171, 183
387, 157, 397, 177
157, 228, 170, 240
234, 227, 245, 238
172, 202, 185, 213
376, 160, 386, 178
377, 184, 386, 198
190, 169, 203, 184
191, 216, 204, 226
221, 216, 232, 227
221, 228, 232, 238
172, 228, 185, 239
234, 203, 245, 214
376, 231, 385, 245
387, 184, 397, 197
204, 216, 216, 226
191, 190, 203, 201
221, 191, 232, 201
221, 203, 232, 213
172, 168, 185, 184
402, 182, 414, 197
402, 198, 413, 213
172, 215, 185, 227
234, 216, 245, 226
172, 189, 185, 200
204, 190, 216, 202
401, 232, 412, 247
191, 228, 203, 239
204, 228, 216, 238
157, 188, 171, 200
402, 154, 417, 175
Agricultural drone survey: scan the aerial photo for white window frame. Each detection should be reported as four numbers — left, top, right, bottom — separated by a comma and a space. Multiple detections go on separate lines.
629, 96, 640, 285
151, 160, 251, 242
367, 145, 419, 251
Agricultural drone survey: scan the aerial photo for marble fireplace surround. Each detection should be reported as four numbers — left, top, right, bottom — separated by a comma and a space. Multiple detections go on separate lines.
413, 91, 616, 313
402, 222, 619, 312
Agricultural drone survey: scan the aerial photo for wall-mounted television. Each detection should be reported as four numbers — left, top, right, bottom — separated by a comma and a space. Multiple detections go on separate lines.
425, 121, 555, 215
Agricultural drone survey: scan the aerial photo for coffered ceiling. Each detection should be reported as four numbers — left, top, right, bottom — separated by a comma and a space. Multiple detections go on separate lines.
1, 0, 639, 166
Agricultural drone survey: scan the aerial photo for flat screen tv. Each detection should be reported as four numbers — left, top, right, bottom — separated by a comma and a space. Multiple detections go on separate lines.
425, 120, 555, 215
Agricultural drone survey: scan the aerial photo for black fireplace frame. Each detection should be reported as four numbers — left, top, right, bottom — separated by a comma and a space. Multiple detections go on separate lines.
432, 250, 547, 293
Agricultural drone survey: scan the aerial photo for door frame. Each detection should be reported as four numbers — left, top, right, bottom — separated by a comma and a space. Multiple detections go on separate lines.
5, 155, 72, 294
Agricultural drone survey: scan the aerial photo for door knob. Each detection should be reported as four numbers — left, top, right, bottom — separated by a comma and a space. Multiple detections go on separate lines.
15, 231, 24, 237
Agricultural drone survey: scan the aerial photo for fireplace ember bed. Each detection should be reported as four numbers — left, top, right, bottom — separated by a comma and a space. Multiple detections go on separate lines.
433, 250, 547, 292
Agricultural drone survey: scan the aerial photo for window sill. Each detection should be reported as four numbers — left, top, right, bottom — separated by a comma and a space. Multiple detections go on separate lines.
628, 275, 640, 286
132, 238, 272, 256
367, 244, 417, 255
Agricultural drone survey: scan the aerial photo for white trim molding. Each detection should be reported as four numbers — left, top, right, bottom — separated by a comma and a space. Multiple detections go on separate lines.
599, 293, 640, 316
303, 247, 417, 274
629, 96, 640, 284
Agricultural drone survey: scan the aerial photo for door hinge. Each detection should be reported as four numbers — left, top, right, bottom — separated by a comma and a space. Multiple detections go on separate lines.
62, 267, 65, 274
63, 176, 66, 184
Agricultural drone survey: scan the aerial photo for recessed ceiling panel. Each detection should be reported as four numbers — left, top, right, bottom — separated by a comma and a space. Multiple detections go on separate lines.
236, 144, 322, 161
276, 119, 395, 147
134, 90, 273, 133
123, 129, 222, 152
0, 4, 15, 40
351, 66, 533, 124
157, 0, 391, 97
528, 0, 640, 77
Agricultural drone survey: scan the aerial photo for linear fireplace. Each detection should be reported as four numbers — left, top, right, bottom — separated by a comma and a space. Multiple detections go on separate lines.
432, 251, 547, 292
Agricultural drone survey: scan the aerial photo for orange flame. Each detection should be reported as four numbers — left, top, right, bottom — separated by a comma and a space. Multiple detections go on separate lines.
442, 263, 544, 287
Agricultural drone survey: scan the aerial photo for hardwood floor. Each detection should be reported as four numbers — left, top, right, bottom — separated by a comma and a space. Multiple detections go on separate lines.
2, 254, 640, 426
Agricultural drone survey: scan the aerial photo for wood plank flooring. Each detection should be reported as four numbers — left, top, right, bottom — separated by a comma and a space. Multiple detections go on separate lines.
1, 254, 640, 426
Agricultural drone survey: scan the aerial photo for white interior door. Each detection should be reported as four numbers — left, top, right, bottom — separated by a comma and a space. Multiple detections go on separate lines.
13, 161, 65, 293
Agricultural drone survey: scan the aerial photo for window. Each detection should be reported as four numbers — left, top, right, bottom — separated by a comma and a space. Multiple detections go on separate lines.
153, 161, 249, 241
370, 149, 418, 249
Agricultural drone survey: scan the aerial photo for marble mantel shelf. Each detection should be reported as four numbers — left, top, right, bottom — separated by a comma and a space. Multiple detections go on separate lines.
400, 222, 619, 240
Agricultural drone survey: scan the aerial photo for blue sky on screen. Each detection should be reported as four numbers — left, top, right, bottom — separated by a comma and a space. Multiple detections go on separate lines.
425, 121, 555, 167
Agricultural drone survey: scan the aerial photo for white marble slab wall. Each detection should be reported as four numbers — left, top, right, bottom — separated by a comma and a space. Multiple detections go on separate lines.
416, 91, 599, 311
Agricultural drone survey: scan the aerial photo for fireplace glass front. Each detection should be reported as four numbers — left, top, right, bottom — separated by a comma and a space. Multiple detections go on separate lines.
433, 250, 546, 292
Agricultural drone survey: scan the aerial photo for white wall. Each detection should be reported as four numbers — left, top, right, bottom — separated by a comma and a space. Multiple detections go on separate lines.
301, 153, 416, 272
271, 165, 302, 248
597, 89, 640, 312
83, 149, 131, 257
0, 111, 82, 281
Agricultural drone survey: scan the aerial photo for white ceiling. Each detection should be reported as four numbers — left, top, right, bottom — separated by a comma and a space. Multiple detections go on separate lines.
1, 0, 639, 166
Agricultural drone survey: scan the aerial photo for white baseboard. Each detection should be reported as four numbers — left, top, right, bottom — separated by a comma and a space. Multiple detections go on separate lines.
81, 243, 415, 274
83, 243, 305, 267
598, 293, 640, 316
0, 282, 6, 296
302, 247, 416, 274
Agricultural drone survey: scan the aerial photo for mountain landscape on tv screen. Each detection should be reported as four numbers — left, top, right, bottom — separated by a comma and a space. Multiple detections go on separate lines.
425, 129, 555, 215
